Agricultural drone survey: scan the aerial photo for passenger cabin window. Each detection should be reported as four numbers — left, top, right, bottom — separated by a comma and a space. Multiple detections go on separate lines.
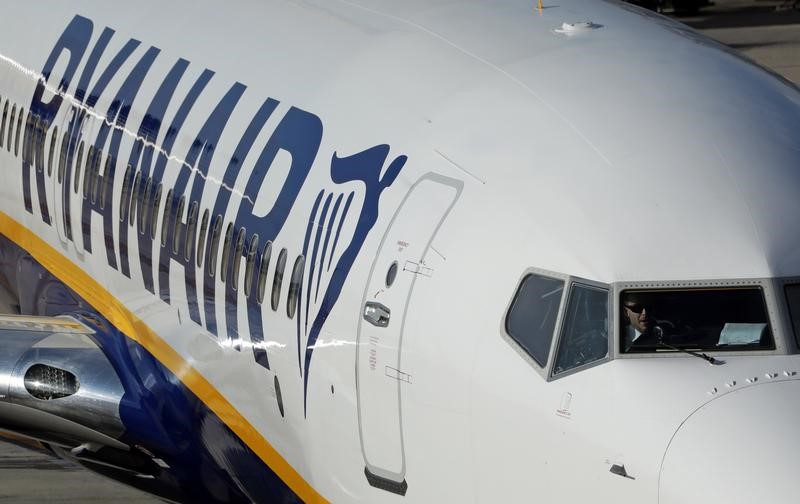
7, 104, 16, 151
0, 100, 8, 148
14, 108, 23, 156
271, 248, 288, 311
207, 215, 222, 277
196, 210, 209, 267
505, 274, 565, 367
220, 223, 233, 283
552, 284, 609, 376
74, 141, 84, 193
83, 145, 95, 198
129, 170, 141, 226
185, 202, 198, 260
621, 287, 774, 353
231, 228, 246, 289
172, 196, 186, 255
93, 152, 105, 204
257, 241, 273, 304
160, 190, 173, 245
140, 178, 153, 234
119, 166, 132, 222
48, 126, 58, 176
286, 256, 304, 319
785, 285, 800, 347
38, 121, 48, 170
32, 117, 42, 165
35, 118, 44, 164
39, 122, 48, 171
244, 235, 259, 298
150, 184, 162, 240
100, 155, 113, 207
57, 132, 68, 184
26, 115, 37, 164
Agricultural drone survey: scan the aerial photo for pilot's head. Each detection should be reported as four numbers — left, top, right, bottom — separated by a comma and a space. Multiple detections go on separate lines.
622, 293, 654, 334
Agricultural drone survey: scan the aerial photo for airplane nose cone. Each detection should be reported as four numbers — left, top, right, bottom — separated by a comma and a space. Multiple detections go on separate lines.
660, 379, 800, 504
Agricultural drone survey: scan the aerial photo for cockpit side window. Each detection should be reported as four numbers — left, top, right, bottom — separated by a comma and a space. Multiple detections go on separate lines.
505, 274, 565, 367
552, 284, 609, 376
785, 285, 800, 347
621, 287, 774, 353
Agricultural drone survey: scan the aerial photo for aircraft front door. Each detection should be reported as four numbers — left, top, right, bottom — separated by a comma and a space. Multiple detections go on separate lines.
356, 173, 462, 494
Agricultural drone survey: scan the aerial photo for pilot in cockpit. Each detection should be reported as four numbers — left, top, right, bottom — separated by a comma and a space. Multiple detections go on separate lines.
621, 293, 675, 351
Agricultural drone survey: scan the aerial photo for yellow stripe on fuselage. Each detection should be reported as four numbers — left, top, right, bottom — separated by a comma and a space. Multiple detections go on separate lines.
0, 211, 326, 504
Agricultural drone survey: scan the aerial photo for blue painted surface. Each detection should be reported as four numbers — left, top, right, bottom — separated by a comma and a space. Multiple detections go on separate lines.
316, 194, 343, 303
305, 193, 333, 338
0, 234, 300, 503
302, 147, 407, 413
22, 13, 408, 421
327, 192, 354, 272
299, 190, 325, 375
127, 57, 191, 288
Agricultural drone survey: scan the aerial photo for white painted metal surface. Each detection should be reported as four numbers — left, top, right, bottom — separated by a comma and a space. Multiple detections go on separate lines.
356, 174, 461, 485
0, 0, 797, 502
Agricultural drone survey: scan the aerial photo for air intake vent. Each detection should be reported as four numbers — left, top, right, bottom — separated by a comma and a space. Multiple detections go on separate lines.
24, 364, 79, 400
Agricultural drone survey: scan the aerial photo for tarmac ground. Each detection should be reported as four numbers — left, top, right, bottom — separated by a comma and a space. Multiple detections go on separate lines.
0, 437, 158, 503
672, 0, 800, 81
0, 1, 798, 502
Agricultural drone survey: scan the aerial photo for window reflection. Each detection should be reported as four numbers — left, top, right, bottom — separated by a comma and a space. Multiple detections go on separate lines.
621, 288, 773, 353
505, 274, 564, 367
553, 285, 608, 375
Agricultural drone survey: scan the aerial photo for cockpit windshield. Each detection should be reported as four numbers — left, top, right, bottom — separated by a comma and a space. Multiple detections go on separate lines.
620, 287, 773, 353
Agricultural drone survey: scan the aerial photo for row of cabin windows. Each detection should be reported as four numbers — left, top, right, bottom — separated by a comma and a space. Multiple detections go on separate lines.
0, 98, 26, 158
119, 168, 305, 317
119, 170, 306, 320
10, 103, 306, 320
0, 99, 107, 208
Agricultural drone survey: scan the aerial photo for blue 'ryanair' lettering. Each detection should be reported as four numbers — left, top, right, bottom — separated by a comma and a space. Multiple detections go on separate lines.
210, 97, 279, 363
129, 68, 213, 282
232, 107, 323, 355
24, 15, 407, 414
158, 82, 246, 326
82, 45, 160, 270
26, 15, 93, 226
128, 58, 192, 285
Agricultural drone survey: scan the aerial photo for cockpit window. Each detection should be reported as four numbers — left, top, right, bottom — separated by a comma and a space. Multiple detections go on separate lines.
505, 274, 564, 367
785, 285, 800, 347
621, 287, 773, 353
553, 284, 608, 376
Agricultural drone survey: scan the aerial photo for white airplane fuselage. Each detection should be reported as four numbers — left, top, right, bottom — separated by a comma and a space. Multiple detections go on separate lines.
0, 1, 799, 502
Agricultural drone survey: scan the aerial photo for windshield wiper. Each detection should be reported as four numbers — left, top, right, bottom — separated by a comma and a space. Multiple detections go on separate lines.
655, 326, 723, 366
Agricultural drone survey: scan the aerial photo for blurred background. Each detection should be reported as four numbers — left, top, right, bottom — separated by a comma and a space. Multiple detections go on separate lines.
630, 0, 800, 81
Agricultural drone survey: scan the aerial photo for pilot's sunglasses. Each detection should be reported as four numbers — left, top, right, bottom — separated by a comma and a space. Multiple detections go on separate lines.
623, 303, 646, 314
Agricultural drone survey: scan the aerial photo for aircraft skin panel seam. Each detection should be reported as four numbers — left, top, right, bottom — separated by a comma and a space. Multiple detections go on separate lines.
0, 210, 327, 504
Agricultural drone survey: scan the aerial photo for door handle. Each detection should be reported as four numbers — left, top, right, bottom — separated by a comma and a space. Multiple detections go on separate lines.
364, 302, 391, 327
